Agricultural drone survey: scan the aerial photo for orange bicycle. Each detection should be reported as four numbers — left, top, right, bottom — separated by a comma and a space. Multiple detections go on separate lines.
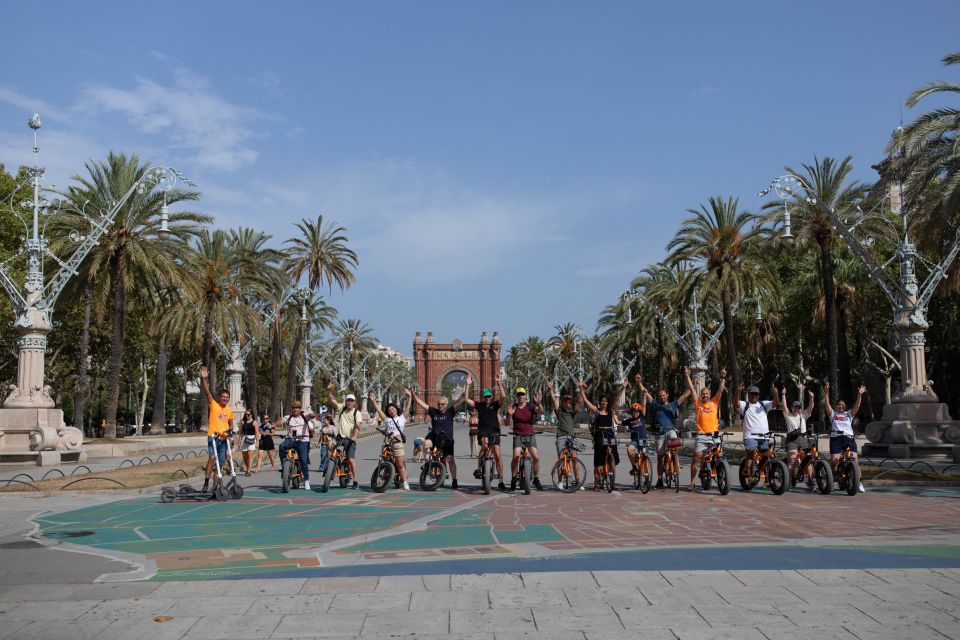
551, 436, 586, 493
739, 434, 788, 495
696, 431, 732, 495
662, 434, 682, 493
833, 444, 861, 497
279, 435, 304, 493
321, 435, 354, 492
784, 433, 833, 494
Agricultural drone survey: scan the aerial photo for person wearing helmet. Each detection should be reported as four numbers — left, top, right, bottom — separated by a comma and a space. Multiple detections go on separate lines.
507, 386, 544, 491
684, 366, 726, 492
464, 374, 507, 491
623, 375, 649, 478
736, 381, 779, 479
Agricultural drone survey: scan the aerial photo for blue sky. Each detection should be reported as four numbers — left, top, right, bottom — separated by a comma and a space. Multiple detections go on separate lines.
1, 1, 957, 355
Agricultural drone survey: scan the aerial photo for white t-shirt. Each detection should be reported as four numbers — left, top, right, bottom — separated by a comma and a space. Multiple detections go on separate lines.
830, 411, 854, 437
739, 400, 773, 437
784, 413, 806, 434
284, 415, 313, 442
383, 415, 406, 438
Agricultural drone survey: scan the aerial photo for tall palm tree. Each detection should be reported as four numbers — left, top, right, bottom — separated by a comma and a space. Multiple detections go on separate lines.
284, 214, 358, 409
333, 318, 377, 393
892, 51, 960, 236
764, 157, 868, 401
668, 196, 775, 399
60, 153, 207, 437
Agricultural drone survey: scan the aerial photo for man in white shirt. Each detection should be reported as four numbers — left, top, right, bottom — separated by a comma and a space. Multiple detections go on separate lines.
736, 384, 778, 478
276, 401, 315, 490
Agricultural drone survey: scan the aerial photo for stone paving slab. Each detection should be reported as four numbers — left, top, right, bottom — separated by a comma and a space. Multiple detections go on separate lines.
0, 569, 957, 639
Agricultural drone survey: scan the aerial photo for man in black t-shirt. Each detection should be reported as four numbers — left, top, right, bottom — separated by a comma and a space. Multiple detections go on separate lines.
412, 388, 465, 489
464, 374, 506, 490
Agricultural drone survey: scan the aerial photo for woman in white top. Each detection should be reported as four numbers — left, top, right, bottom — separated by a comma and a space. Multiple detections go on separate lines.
369, 390, 411, 490
824, 381, 867, 493
781, 386, 815, 487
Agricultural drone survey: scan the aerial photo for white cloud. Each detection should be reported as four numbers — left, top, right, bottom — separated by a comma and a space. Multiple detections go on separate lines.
77, 67, 264, 172
0, 88, 65, 121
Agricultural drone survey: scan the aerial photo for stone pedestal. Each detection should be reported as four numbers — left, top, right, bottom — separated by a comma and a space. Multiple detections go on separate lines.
863, 400, 960, 459
0, 407, 85, 465
300, 382, 312, 414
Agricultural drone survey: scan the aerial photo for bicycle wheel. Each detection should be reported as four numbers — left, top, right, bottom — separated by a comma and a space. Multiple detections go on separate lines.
845, 459, 861, 496
481, 458, 493, 495
321, 458, 336, 493
339, 474, 350, 488
814, 459, 833, 494
420, 460, 446, 491
605, 451, 615, 493
292, 467, 301, 490
521, 458, 532, 495
738, 459, 753, 491
769, 460, 788, 495
716, 460, 731, 495
160, 487, 177, 503
281, 458, 292, 493
672, 454, 680, 494
638, 455, 652, 494
370, 461, 394, 493
700, 464, 713, 491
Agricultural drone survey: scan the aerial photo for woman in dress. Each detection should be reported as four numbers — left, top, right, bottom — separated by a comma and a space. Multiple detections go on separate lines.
579, 380, 623, 491
239, 410, 259, 476
255, 413, 277, 472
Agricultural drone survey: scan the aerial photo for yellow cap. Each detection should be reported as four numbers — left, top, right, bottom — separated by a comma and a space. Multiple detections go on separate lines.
515, 387, 526, 395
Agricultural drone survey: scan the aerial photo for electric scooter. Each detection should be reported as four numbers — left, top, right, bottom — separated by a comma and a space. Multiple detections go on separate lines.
223, 435, 244, 499
161, 435, 230, 502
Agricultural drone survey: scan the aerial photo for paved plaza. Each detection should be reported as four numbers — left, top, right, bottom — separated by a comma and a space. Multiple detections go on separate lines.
0, 424, 958, 639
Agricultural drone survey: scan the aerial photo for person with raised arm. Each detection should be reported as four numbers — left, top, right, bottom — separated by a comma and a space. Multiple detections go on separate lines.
326, 381, 362, 490
782, 386, 816, 488
200, 366, 234, 493
464, 374, 507, 491
369, 390, 411, 490
684, 366, 726, 492
824, 381, 867, 493
735, 381, 779, 479
579, 379, 624, 491
637, 377, 691, 489
546, 379, 582, 458
275, 400, 314, 490
412, 386, 466, 489
624, 374, 648, 478
506, 386, 545, 491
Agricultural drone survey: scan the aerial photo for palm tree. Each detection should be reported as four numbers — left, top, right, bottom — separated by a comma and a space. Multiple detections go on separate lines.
668, 196, 775, 399
60, 153, 207, 437
284, 214, 358, 410
892, 51, 960, 236
764, 157, 868, 401
334, 318, 378, 393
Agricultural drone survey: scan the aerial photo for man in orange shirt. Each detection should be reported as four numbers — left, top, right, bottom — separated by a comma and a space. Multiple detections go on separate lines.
201, 366, 234, 493
684, 365, 726, 492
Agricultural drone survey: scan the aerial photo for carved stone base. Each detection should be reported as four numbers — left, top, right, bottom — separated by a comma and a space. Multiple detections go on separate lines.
0, 407, 86, 466
863, 401, 960, 459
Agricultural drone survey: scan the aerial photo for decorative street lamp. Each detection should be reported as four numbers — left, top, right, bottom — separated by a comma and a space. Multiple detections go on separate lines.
0, 115, 194, 464
760, 172, 960, 457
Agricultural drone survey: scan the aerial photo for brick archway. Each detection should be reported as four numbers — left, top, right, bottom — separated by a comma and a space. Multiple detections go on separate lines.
412, 331, 502, 419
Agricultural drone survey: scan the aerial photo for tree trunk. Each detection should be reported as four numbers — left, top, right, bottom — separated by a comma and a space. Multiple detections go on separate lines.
104, 253, 127, 439
200, 300, 214, 430
836, 290, 853, 403
720, 282, 740, 421
150, 335, 168, 435
136, 359, 149, 435
270, 323, 282, 419
174, 371, 184, 431
656, 323, 665, 390
819, 241, 840, 403
72, 285, 92, 432
245, 346, 258, 418
284, 320, 304, 412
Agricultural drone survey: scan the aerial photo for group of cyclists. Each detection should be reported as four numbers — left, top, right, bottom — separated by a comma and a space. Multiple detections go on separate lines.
199, 363, 868, 494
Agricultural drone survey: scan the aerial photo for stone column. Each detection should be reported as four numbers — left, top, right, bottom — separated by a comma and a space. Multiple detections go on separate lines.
226, 355, 245, 416
300, 380, 312, 414
4, 307, 55, 409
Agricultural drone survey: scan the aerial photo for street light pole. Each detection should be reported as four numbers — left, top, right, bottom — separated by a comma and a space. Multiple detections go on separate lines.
761, 173, 960, 457
0, 115, 193, 464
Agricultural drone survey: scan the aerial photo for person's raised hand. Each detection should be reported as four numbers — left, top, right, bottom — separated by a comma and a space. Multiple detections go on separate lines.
368, 391, 377, 402
858, 385, 867, 395
545, 380, 553, 391
719, 368, 726, 379
683, 366, 690, 377
326, 380, 335, 391
466, 374, 473, 386
200, 367, 209, 379
807, 389, 815, 399
533, 390, 543, 404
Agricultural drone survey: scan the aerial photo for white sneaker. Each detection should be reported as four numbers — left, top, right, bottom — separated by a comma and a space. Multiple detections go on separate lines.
403, 481, 410, 490
858, 482, 865, 493
304, 481, 311, 491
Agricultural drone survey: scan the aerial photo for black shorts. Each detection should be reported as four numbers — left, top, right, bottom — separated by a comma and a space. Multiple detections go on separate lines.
478, 432, 501, 447
427, 432, 455, 457
829, 435, 857, 455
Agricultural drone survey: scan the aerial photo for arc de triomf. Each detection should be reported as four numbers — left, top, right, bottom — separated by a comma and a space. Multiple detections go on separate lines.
412, 331, 502, 419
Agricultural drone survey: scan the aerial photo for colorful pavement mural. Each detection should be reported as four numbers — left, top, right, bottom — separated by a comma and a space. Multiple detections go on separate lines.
34, 486, 960, 581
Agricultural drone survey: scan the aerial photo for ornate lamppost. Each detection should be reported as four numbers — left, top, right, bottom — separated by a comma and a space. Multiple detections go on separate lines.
0, 115, 193, 464
761, 172, 960, 457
